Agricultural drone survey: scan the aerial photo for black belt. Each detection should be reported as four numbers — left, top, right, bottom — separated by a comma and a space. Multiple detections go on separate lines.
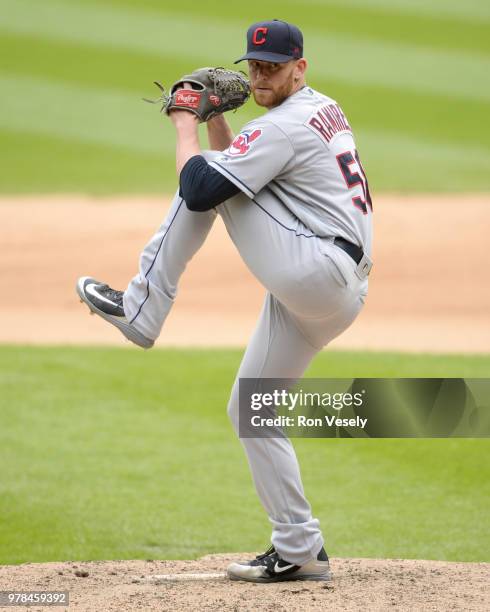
334, 237, 364, 264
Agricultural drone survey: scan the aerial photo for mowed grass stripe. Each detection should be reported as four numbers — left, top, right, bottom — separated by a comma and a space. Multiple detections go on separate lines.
0, 130, 172, 194
305, 34, 490, 103
0, 74, 177, 155
0, 32, 180, 95
355, 130, 490, 192
318, 78, 490, 154
303, 0, 490, 24
4, 32, 489, 154
2, 0, 489, 102
0, 0, 240, 62
94, 0, 490, 52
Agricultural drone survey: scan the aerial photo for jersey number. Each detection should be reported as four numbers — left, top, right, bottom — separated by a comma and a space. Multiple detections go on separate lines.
336, 150, 373, 215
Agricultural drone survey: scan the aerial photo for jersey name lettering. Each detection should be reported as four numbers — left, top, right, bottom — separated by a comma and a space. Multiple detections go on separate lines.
306, 103, 351, 144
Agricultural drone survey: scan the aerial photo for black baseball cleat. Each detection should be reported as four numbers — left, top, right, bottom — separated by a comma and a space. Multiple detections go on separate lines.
227, 545, 331, 583
76, 276, 154, 349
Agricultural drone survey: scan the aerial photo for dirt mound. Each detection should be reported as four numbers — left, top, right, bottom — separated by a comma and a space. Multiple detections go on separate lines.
0, 555, 487, 611
1, 195, 489, 352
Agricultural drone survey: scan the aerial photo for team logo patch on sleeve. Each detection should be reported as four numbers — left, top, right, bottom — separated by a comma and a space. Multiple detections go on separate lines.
227, 129, 262, 156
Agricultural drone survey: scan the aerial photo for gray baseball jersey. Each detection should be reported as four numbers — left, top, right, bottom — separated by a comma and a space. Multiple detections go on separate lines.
209, 86, 373, 255
120, 86, 373, 567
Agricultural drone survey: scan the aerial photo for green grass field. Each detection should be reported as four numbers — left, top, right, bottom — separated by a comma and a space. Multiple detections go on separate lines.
1, 0, 489, 193
0, 346, 488, 565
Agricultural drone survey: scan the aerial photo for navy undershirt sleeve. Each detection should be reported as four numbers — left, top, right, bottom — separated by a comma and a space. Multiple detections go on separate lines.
179, 155, 241, 212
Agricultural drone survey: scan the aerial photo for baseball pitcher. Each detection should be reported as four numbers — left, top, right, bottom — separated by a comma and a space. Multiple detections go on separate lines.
77, 19, 373, 583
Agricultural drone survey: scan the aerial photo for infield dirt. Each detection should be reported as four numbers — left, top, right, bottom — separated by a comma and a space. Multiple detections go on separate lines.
1, 194, 489, 352
0, 555, 488, 611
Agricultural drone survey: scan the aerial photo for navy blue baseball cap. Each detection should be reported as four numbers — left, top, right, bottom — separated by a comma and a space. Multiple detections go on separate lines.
234, 19, 303, 64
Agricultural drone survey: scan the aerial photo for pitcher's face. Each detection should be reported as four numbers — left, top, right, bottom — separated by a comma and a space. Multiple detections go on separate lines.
248, 59, 304, 109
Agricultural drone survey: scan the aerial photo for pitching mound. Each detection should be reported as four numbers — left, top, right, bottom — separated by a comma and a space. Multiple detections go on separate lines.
0, 555, 488, 611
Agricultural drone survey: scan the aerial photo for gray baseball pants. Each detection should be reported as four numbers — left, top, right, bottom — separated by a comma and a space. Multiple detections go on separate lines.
123, 154, 368, 566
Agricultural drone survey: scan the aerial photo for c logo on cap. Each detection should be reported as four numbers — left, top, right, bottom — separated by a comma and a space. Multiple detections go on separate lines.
252, 27, 268, 45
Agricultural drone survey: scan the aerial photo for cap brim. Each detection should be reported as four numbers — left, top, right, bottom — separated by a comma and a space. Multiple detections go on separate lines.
234, 51, 296, 64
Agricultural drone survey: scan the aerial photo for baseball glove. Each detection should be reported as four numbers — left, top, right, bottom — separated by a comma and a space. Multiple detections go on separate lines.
143, 67, 251, 122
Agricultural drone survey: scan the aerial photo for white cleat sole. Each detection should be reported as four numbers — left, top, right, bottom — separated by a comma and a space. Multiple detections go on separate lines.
76, 276, 154, 349
226, 561, 331, 583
